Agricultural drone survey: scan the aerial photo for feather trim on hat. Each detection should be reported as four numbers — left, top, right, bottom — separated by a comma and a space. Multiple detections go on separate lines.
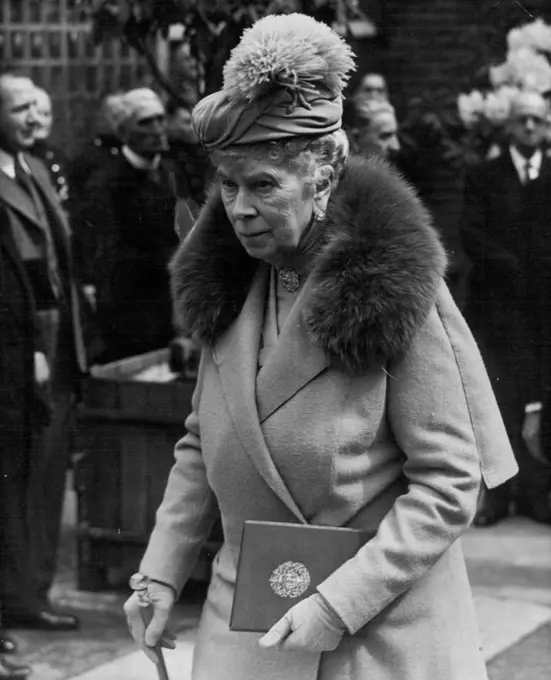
222, 13, 355, 106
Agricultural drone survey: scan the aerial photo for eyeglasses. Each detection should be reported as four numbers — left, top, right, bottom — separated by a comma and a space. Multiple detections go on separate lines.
513, 115, 546, 125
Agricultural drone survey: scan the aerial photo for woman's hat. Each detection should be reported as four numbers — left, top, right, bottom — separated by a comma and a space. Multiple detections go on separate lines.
192, 13, 356, 151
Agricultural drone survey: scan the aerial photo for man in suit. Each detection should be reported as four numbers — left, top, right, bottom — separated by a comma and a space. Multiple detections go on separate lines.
73, 88, 179, 363
0, 201, 35, 679
343, 97, 401, 161
0, 70, 86, 632
461, 90, 551, 526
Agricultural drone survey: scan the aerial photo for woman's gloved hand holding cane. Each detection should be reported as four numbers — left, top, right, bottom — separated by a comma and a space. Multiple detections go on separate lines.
124, 573, 177, 678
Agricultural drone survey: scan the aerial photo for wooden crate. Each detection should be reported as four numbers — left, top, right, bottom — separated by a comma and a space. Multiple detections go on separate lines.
74, 350, 218, 591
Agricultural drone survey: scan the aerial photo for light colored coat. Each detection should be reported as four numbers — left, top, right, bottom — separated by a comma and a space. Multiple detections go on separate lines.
141, 156, 518, 680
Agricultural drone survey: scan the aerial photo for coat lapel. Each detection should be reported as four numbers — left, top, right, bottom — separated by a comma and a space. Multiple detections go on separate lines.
0, 217, 35, 304
214, 264, 307, 524
537, 151, 551, 185
256, 276, 331, 423
25, 155, 72, 243
0, 170, 44, 231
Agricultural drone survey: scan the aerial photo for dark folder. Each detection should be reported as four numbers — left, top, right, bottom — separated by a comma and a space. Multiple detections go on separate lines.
230, 520, 372, 633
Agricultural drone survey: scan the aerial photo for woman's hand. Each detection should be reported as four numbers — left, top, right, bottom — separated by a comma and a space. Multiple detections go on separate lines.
123, 582, 177, 664
258, 593, 346, 653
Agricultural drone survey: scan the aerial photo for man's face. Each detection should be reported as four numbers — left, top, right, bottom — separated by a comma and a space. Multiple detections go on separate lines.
34, 89, 53, 141
0, 76, 38, 153
167, 107, 197, 145
355, 111, 400, 160
356, 74, 388, 101
508, 94, 548, 152
122, 98, 168, 158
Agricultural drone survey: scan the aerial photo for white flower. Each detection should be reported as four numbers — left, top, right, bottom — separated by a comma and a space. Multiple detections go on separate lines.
489, 62, 512, 88
490, 47, 551, 92
483, 86, 519, 125
522, 68, 551, 92
507, 26, 529, 52
457, 90, 485, 128
507, 19, 551, 54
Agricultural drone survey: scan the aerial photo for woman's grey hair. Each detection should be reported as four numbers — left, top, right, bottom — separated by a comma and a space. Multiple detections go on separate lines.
211, 128, 350, 191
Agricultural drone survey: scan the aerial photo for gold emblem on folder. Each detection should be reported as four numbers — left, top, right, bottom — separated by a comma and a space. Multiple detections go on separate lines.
269, 561, 311, 599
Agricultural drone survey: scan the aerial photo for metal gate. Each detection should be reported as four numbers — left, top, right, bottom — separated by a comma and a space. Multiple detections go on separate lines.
0, 0, 147, 150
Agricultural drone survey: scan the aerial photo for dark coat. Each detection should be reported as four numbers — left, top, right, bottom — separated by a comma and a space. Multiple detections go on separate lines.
0, 155, 86, 375
460, 148, 551, 409
163, 140, 212, 206
0, 200, 50, 613
0, 206, 49, 456
66, 134, 122, 201
74, 154, 179, 362
31, 140, 69, 202
141, 156, 516, 680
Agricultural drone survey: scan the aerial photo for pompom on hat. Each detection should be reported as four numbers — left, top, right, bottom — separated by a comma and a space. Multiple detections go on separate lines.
192, 13, 356, 150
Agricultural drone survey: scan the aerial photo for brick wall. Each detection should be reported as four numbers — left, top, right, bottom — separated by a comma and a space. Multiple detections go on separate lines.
354, 0, 551, 269
382, 0, 551, 104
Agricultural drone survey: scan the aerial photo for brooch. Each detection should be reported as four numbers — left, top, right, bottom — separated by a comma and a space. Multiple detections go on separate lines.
278, 267, 300, 293
269, 561, 311, 599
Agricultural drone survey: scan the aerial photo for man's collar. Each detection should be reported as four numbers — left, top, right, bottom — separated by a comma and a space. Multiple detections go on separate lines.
0, 148, 31, 180
509, 145, 543, 177
121, 145, 160, 171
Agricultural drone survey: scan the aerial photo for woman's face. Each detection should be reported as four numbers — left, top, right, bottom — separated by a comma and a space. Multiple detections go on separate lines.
215, 155, 318, 266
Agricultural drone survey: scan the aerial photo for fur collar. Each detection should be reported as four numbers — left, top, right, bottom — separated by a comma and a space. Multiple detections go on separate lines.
170, 154, 447, 373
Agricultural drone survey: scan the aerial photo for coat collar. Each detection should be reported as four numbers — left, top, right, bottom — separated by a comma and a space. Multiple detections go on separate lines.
0, 169, 41, 229
0, 153, 70, 240
213, 265, 308, 522
170, 154, 447, 374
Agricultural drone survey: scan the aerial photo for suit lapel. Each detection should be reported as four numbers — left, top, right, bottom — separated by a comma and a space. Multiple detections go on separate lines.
0, 218, 35, 303
0, 169, 44, 231
25, 155, 72, 244
214, 264, 307, 524
502, 149, 522, 185
537, 151, 551, 185
256, 275, 331, 423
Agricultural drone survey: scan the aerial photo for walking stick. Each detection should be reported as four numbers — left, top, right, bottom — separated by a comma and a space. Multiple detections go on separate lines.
129, 573, 170, 680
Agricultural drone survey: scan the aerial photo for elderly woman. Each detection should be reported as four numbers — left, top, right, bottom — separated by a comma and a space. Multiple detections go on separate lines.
124, 14, 517, 680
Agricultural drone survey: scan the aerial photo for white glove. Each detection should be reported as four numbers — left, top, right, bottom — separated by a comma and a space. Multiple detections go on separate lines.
34, 351, 50, 385
123, 581, 177, 665
259, 593, 346, 653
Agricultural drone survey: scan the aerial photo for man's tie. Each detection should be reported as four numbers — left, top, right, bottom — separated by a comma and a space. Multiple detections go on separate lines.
524, 159, 534, 184
14, 156, 63, 301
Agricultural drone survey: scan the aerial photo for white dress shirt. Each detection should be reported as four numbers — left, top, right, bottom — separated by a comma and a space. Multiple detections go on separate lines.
0, 148, 32, 179
509, 145, 543, 184
121, 145, 160, 171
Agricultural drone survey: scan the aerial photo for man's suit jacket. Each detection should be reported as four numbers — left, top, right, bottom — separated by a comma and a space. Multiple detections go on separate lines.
0, 204, 50, 462
460, 147, 551, 406
0, 155, 87, 375
73, 155, 179, 362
